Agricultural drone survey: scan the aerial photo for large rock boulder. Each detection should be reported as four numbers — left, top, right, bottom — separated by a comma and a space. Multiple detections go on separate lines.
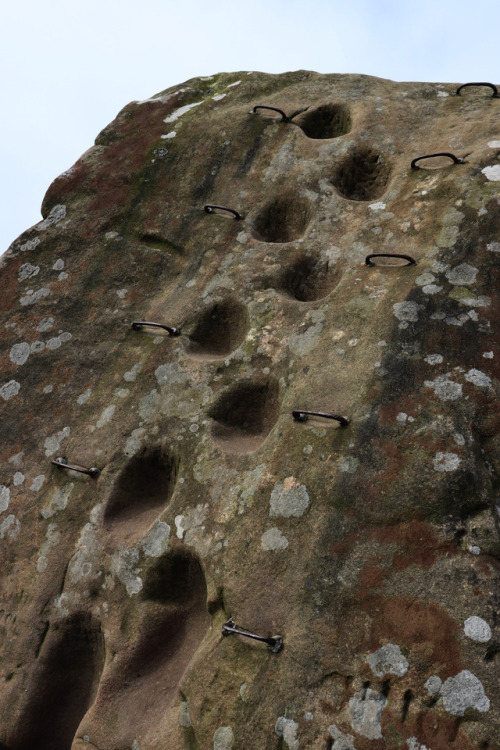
0, 71, 499, 749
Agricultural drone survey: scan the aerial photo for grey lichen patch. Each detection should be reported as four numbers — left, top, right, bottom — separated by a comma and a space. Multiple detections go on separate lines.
464, 368, 491, 388
0, 514, 20, 541
19, 287, 50, 306
424, 675, 442, 695
213, 726, 234, 750
68, 522, 103, 583
366, 643, 409, 677
41, 482, 74, 519
441, 670, 490, 716
37, 523, 61, 572
18, 263, 40, 282
138, 389, 161, 421
445, 263, 478, 286
481, 164, 500, 181
406, 739, 429, 750
328, 724, 356, 749
0, 380, 21, 401
29, 474, 45, 491
288, 317, 325, 356
36, 204, 67, 230
433, 452, 460, 472
275, 717, 299, 750
349, 688, 387, 740
437, 224, 459, 248
463, 616, 492, 642
270, 478, 309, 518
124, 428, 146, 456
110, 547, 143, 595
124, 361, 143, 382
140, 520, 170, 557
424, 375, 462, 401
0, 486, 10, 513
346, 294, 376, 320
155, 362, 186, 386
179, 701, 192, 728
44, 426, 70, 456
261, 527, 289, 551
393, 301, 420, 322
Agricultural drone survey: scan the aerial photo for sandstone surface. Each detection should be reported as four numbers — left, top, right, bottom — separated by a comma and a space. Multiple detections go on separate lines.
0, 71, 499, 749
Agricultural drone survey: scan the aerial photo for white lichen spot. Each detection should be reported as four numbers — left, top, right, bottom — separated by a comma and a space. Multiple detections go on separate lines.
110, 547, 143, 595
8, 452, 24, 467
0, 514, 20, 541
393, 301, 419, 322
96, 404, 115, 428
138, 389, 160, 421
124, 428, 146, 457
425, 354, 443, 365
77, 388, 92, 405
482, 351, 494, 359
261, 527, 289, 551
339, 456, 360, 473
44, 426, 70, 456
433, 452, 461, 472
31, 341, 45, 353
445, 263, 478, 286
0, 486, 10, 513
424, 375, 462, 401
328, 724, 356, 749
270, 478, 309, 518
20, 287, 50, 306
303, 445, 313, 455
13, 472, 24, 486
469, 545, 481, 555
30, 475, 45, 491
213, 726, 234, 750
140, 521, 170, 557
488, 140, 500, 148
226, 80, 241, 88
465, 368, 491, 388
396, 412, 408, 425
349, 688, 387, 740
367, 643, 409, 677
424, 675, 442, 695
20, 237, 40, 252
163, 101, 203, 123
37, 523, 61, 572
288, 318, 324, 356
212, 93, 226, 101
441, 670, 490, 715
175, 514, 185, 539
36, 204, 66, 230
179, 701, 192, 728
68, 523, 103, 583
407, 739, 429, 750
41, 483, 74, 519
437, 90, 449, 98
46, 332, 72, 350
486, 241, 500, 253
275, 718, 299, 750
0, 380, 21, 401
416, 273, 435, 286
18, 263, 40, 282
481, 165, 500, 181
58, 272, 68, 281
161, 131, 177, 139
9, 342, 30, 365
124, 362, 143, 382
155, 362, 185, 386
368, 202, 386, 212
422, 284, 443, 295
52, 258, 64, 271
464, 616, 492, 642
37, 316, 55, 332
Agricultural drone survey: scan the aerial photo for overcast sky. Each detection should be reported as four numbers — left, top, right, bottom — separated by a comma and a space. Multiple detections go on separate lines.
1, 0, 499, 254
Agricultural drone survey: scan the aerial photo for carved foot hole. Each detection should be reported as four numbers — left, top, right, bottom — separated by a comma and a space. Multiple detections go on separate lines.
252, 195, 312, 243
332, 147, 391, 201
295, 103, 351, 139
184, 299, 249, 359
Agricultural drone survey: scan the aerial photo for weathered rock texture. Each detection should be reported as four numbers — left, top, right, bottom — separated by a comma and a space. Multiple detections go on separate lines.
0, 71, 499, 750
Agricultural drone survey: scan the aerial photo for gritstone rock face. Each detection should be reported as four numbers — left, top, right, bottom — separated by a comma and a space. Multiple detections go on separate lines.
0, 71, 499, 750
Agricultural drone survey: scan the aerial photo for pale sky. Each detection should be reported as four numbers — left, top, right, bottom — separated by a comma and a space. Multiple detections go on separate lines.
1, 0, 499, 254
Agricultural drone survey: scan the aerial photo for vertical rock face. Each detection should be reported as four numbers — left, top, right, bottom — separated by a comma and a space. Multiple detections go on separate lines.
0, 72, 499, 749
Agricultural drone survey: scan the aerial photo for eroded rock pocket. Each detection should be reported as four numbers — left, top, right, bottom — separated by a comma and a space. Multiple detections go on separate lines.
10, 613, 104, 750
252, 195, 312, 243
295, 103, 351, 139
210, 379, 279, 453
184, 299, 248, 359
142, 548, 207, 606
104, 446, 178, 546
333, 147, 391, 201
278, 254, 340, 301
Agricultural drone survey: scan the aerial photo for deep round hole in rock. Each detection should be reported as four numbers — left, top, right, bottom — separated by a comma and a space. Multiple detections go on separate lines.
295, 103, 351, 139
104, 447, 178, 545
209, 379, 279, 453
252, 195, 312, 243
184, 299, 248, 359
278, 254, 340, 301
333, 147, 391, 201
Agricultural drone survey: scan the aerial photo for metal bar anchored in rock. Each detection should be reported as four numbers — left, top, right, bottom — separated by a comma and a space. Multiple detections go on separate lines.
51, 457, 100, 478
365, 253, 417, 266
455, 82, 499, 98
204, 205, 243, 220
132, 321, 180, 336
292, 410, 350, 426
411, 152, 464, 169
222, 618, 283, 653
